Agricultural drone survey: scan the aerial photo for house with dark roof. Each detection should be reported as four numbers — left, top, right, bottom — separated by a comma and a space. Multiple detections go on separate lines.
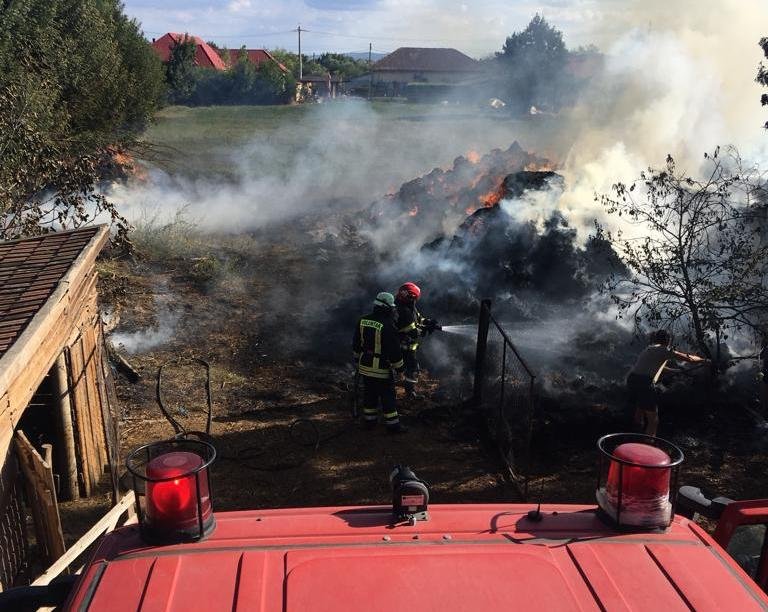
151, 33, 226, 71
0, 227, 117, 589
372, 47, 483, 96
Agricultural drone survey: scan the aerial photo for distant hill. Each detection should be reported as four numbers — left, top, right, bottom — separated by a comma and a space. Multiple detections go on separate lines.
345, 51, 387, 61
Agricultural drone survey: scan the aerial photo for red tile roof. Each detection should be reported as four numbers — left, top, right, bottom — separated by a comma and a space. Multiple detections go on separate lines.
373, 47, 481, 73
0, 227, 104, 359
227, 49, 288, 73
151, 33, 227, 71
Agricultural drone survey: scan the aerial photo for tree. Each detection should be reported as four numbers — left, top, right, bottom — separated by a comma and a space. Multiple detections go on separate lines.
254, 58, 295, 104
497, 14, 568, 113
759, 37, 768, 129
316, 53, 367, 80
598, 149, 768, 362
166, 36, 197, 104
0, 0, 165, 244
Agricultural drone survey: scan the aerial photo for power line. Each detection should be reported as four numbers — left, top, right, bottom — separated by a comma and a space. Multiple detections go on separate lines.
143, 27, 493, 44
302, 28, 493, 43
143, 29, 295, 38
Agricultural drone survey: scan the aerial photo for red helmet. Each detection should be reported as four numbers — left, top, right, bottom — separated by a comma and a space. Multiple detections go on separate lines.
397, 282, 421, 302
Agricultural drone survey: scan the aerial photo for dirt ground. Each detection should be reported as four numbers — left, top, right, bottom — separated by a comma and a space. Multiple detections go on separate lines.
52, 214, 768, 555
99, 231, 768, 519
98, 224, 515, 518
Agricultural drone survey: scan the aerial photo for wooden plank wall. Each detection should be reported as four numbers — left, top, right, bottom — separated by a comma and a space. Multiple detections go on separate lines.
67, 313, 109, 497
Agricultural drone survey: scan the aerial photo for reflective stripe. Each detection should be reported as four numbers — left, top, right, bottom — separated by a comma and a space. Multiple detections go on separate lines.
360, 319, 384, 331
384, 411, 399, 425
399, 322, 417, 332
360, 319, 384, 372
409, 342, 419, 351
359, 365, 391, 379
373, 322, 381, 371
391, 359, 404, 369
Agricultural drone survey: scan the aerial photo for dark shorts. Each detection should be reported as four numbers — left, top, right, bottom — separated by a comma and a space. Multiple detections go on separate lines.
627, 373, 657, 411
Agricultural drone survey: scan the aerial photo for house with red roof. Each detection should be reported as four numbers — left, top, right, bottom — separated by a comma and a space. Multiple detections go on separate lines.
151, 34, 288, 74
151, 33, 226, 71
227, 49, 288, 73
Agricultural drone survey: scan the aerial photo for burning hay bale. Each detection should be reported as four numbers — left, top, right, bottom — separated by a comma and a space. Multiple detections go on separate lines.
367, 143, 553, 245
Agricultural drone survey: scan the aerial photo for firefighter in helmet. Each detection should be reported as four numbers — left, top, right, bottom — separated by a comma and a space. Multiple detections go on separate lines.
353, 292, 407, 433
395, 282, 439, 399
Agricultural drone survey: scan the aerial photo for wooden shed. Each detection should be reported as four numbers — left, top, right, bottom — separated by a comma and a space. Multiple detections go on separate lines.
0, 226, 118, 590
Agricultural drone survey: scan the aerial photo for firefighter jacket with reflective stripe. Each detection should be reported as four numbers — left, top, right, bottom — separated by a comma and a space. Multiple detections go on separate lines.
353, 307, 405, 379
396, 301, 427, 352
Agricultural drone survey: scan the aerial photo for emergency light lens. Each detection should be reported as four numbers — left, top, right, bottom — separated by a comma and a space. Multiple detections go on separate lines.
607, 443, 671, 498
146, 452, 207, 529
127, 438, 217, 543
596, 434, 683, 529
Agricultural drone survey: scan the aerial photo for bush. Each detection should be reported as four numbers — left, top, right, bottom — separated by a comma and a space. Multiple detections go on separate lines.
0, 0, 165, 242
168, 49, 295, 106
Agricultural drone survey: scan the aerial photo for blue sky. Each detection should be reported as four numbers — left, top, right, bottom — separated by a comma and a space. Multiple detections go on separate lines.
123, 0, 609, 57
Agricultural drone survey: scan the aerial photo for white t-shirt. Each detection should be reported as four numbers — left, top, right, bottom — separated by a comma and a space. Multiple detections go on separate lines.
630, 344, 674, 382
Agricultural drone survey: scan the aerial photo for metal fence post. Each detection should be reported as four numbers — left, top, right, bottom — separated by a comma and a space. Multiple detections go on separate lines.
473, 299, 492, 406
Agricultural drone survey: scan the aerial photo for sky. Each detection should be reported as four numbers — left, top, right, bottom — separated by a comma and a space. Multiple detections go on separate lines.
122, 0, 611, 57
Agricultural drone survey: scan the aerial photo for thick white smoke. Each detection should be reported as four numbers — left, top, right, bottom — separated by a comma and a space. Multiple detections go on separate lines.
554, 0, 768, 237
108, 101, 560, 232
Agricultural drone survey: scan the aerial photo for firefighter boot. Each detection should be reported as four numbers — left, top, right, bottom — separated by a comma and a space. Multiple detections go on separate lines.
403, 378, 424, 400
403, 377, 423, 401
386, 422, 409, 434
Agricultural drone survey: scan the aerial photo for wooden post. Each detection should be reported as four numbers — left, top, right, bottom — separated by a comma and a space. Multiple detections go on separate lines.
52, 354, 78, 501
473, 299, 492, 406
15, 431, 66, 563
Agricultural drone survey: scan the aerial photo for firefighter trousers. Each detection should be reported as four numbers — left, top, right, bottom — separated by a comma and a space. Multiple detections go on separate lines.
361, 374, 399, 426
402, 350, 420, 393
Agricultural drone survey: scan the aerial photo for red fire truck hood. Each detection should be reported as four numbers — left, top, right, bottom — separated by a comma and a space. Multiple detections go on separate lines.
67, 504, 768, 611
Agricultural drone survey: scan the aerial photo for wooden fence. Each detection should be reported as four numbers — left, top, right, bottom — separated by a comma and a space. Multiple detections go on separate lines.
0, 452, 27, 591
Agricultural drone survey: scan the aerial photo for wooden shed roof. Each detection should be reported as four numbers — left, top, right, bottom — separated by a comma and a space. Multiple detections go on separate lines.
0, 227, 107, 360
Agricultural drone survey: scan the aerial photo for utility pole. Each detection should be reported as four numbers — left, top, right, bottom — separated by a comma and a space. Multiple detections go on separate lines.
297, 25, 303, 80
367, 42, 372, 100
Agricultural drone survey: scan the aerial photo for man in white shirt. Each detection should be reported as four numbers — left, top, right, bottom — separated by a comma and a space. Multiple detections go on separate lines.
626, 330, 707, 436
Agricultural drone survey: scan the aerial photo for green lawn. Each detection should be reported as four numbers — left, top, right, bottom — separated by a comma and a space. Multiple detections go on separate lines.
140, 101, 573, 184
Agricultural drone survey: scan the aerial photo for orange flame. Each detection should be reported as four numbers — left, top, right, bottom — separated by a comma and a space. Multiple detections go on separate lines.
466, 150, 481, 164
524, 160, 555, 172
408, 206, 419, 217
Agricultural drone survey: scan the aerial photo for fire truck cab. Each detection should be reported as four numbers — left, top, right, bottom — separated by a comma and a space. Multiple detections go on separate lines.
5, 435, 768, 611
60, 500, 768, 611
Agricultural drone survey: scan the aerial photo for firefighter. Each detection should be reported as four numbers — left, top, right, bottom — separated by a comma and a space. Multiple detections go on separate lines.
353, 292, 407, 433
395, 282, 439, 400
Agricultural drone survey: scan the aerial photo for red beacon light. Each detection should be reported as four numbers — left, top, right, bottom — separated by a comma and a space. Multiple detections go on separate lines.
126, 438, 216, 543
596, 433, 684, 530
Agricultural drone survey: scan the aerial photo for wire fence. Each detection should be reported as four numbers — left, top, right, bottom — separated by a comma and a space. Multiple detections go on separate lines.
473, 300, 536, 499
